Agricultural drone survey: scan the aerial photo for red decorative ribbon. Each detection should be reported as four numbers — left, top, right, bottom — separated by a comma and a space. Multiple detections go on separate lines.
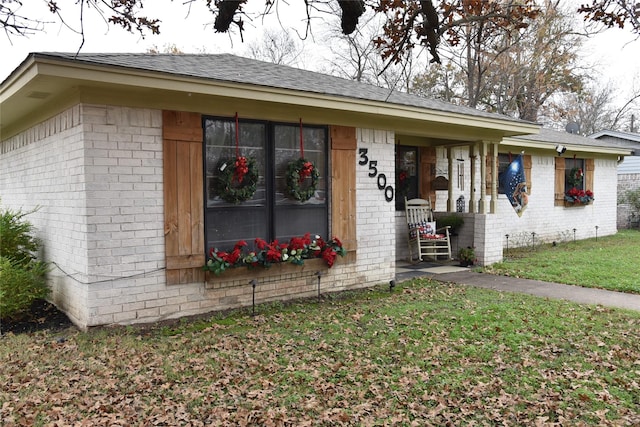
299, 118, 304, 159
235, 112, 240, 158
233, 112, 247, 183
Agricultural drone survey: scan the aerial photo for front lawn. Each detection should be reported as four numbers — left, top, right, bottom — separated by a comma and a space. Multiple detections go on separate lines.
483, 229, 640, 294
1, 280, 638, 426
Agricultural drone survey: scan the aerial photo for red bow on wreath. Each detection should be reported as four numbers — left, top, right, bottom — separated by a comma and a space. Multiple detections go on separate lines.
299, 161, 314, 183
234, 156, 249, 184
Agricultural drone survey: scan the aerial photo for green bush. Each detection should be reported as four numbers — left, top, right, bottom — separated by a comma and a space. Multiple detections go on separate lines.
0, 207, 40, 264
0, 205, 50, 320
620, 187, 640, 215
0, 257, 50, 320
435, 214, 464, 233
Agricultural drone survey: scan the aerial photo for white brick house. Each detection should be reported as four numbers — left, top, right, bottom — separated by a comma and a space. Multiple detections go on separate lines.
1, 54, 629, 328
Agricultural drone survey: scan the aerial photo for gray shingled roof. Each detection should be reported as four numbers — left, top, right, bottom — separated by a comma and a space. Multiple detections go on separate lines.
516, 127, 632, 151
33, 52, 531, 125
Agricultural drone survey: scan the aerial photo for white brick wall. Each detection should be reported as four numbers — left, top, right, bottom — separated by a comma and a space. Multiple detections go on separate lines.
0, 105, 90, 323
496, 155, 618, 248
0, 104, 172, 327
394, 150, 620, 265
352, 128, 396, 284
1, 107, 399, 327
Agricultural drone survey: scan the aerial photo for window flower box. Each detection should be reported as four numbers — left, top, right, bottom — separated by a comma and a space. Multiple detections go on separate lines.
564, 187, 594, 206
204, 234, 346, 277
205, 257, 328, 283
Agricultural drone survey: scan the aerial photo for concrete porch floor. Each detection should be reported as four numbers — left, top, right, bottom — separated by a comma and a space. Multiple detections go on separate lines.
396, 259, 470, 282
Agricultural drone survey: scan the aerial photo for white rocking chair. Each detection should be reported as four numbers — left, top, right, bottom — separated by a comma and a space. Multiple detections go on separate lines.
405, 197, 452, 263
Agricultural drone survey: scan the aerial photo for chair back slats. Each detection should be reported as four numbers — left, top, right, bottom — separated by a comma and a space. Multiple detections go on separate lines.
404, 197, 452, 262
405, 198, 434, 226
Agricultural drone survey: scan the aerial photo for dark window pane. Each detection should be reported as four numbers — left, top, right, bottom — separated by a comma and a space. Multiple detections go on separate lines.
274, 124, 328, 239
275, 206, 328, 242
497, 153, 512, 194
205, 119, 266, 207
205, 208, 268, 250
204, 118, 267, 251
565, 158, 585, 190
395, 146, 418, 210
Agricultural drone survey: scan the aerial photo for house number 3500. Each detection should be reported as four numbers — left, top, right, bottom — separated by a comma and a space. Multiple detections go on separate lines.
358, 148, 394, 202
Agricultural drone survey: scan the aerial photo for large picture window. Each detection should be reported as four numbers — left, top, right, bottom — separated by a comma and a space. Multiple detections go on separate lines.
203, 117, 328, 251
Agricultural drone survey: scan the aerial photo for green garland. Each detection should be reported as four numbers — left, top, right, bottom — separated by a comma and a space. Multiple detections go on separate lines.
213, 156, 258, 204
285, 158, 319, 202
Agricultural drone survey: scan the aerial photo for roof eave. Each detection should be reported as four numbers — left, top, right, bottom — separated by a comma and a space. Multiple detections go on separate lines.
502, 136, 632, 156
2, 56, 540, 140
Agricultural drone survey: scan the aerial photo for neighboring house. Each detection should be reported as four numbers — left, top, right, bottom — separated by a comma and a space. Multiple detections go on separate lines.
0, 53, 629, 328
590, 130, 640, 227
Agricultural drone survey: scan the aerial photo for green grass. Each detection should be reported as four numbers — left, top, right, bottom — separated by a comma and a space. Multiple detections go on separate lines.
1, 280, 639, 426
483, 229, 640, 294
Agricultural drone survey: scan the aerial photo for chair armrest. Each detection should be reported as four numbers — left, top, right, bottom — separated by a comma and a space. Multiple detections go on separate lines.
435, 225, 451, 234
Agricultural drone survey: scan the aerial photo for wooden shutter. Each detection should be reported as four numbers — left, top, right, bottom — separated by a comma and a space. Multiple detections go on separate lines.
330, 126, 357, 254
554, 156, 566, 206
163, 110, 205, 285
585, 158, 594, 193
523, 154, 532, 193
420, 147, 436, 202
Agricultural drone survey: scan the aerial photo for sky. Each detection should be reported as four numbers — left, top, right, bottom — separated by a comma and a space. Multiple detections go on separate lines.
1, 1, 639, 104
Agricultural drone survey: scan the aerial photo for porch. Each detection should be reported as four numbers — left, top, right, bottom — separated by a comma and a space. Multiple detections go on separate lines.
395, 138, 514, 266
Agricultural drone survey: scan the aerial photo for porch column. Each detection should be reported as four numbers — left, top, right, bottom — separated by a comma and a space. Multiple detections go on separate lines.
469, 144, 477, 213
490, 141, 499, 214
479, 141, 488, 214
447, 147, 455, 212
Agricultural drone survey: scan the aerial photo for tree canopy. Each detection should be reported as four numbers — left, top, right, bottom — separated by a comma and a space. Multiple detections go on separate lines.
2, 1, 638, 65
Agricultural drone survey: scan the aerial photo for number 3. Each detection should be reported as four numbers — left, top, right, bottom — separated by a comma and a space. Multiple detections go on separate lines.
358, 148, 368, 166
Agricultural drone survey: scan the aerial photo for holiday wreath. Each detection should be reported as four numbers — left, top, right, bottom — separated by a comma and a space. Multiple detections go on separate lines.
213, 156, 259, 204
567, 167, 584, 188
285, 157, 319, 202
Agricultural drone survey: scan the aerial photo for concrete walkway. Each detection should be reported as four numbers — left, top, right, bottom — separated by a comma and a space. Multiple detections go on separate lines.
434, 270, 640, 312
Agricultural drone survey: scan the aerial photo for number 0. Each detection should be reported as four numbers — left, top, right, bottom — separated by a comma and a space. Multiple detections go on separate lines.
385, 186, 394, 202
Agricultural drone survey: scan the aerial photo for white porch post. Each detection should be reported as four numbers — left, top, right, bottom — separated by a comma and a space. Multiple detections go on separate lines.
469, 144, 477, 213
447, 147, 455, 212
479, 141, 488, 214
490, 141, 499, 214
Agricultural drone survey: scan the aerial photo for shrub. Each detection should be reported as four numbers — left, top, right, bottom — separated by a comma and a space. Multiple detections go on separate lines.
0, 257, 50, 320
620, 187, 640, 215
0, 207, 40, 264
0, 205, 50, 320
435, 214, 464, 233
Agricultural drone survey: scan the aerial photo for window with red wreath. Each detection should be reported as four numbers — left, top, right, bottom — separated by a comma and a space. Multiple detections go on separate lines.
203, 116, 328, 252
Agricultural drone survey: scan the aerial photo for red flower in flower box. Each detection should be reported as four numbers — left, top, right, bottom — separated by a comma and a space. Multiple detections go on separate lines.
565, 186, 594, 204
